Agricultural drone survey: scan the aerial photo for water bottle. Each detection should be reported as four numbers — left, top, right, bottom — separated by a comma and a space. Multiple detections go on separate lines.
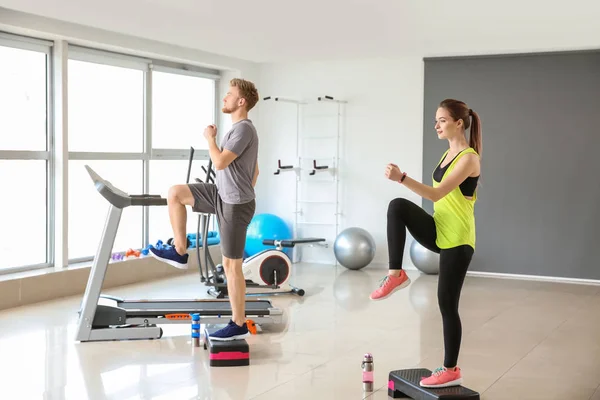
362, 353, 374, 392
191, 313, 200, 347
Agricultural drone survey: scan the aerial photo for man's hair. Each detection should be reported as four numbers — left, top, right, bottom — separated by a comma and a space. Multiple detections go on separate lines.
230, 78, 259, 111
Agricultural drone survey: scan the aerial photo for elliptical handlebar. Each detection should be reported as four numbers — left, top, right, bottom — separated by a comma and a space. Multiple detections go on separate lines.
85, 165, 167, 208
183, 147, 220, 286
201, 162, 216, 184
263, 239, 294, 248
262, 238, 326, 248
199, 158, 217, 281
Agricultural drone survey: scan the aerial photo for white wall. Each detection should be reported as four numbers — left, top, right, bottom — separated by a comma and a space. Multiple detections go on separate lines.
255, 58, 425, 268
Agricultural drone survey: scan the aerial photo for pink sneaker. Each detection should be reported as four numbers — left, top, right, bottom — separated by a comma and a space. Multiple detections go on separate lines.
420, 367, 463, 388
369, 270, 411, 300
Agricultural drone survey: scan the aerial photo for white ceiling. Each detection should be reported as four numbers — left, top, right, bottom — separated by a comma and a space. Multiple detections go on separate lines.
1, 0, 599, 63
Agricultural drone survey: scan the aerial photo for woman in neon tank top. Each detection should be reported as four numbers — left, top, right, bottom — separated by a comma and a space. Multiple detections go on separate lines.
370, 99, 482, 389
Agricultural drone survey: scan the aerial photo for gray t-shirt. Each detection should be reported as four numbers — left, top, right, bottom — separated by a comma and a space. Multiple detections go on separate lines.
216, 119, 259, 204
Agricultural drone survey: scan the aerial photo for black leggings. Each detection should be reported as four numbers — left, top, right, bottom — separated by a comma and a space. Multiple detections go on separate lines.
387, 198, 474, 368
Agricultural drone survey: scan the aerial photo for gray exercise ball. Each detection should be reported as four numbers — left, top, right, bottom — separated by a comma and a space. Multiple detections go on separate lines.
334, 227, 376, 270
409, 240, 439, 275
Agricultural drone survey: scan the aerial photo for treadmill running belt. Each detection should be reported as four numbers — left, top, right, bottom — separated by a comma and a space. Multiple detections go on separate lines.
118, 299, 273, 316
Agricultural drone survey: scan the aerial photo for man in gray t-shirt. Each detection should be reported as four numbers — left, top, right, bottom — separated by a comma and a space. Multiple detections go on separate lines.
216, 119, 259, 204
150, 78, 260, 341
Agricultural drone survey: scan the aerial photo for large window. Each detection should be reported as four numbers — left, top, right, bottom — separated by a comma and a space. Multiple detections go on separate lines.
68, 59, 144, 153
0, 160, 48, 268
66, 51, 218, 262
0, 34, 220, 272
0, 37, 51, 273
0, 44, 47, 151
68, 160, 144, 260
152, 70, 216, 150
149, 67, 216, 245
67, 51, 147, 261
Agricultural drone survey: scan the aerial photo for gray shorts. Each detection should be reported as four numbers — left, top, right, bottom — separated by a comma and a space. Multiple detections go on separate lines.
187, 183, 255, 259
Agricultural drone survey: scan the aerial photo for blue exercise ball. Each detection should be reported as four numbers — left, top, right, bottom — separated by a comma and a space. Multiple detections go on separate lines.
245, 213, 292, 257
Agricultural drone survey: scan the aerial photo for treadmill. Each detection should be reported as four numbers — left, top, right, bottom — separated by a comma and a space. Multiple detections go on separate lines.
75, 166, 282, 343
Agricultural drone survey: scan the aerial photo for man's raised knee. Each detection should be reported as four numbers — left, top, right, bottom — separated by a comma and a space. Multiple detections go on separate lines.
168, 185, 193, 206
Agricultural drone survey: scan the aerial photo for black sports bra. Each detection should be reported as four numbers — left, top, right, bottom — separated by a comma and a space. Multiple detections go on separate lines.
433, 150, 479, 197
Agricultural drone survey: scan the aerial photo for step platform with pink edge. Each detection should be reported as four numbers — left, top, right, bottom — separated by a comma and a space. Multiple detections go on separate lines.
203, 327, 250, 367
388, 369, 480, 399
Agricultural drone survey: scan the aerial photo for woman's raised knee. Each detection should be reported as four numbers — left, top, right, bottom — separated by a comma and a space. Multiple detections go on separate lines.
388, 197, 411, 217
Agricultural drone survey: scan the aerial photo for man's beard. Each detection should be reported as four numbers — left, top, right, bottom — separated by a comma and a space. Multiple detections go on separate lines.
222, 105, 237, 114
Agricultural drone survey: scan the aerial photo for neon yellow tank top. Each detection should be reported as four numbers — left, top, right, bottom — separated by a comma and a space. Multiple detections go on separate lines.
432, 147, 479, 250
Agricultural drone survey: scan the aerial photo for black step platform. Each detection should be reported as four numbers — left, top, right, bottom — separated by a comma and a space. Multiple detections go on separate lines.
388, 369, 480, 399
203, 328, 250, 367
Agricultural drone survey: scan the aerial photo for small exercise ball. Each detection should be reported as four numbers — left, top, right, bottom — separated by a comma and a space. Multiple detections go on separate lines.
245, 213, 292, 257
409, 240, 439, 275
334, 227, 376, 270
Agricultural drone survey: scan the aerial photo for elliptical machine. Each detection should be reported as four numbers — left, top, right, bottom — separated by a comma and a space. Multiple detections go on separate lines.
184, 148, 325, 299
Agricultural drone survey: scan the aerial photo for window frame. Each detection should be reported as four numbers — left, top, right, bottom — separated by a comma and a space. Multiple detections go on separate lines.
0, 33, 53, 275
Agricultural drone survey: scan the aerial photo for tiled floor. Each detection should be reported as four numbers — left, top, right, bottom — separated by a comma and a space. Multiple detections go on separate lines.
1, 262, 600, 399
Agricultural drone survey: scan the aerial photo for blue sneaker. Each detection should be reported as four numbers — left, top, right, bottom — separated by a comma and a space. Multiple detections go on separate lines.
209, 320, 250, 341
149, 245, 188, 269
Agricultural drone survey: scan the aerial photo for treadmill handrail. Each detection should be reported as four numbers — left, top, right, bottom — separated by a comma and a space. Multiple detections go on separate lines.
85, 165, 167, 208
